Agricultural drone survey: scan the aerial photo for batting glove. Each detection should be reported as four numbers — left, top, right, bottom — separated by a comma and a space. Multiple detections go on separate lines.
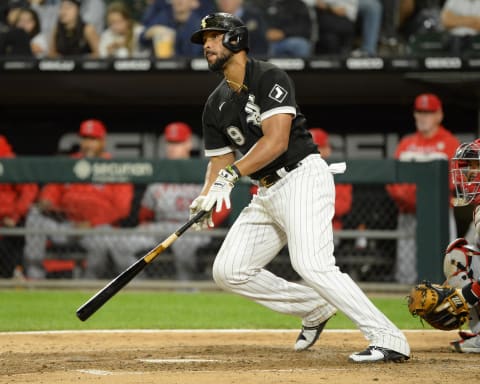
202, 165, 239, 213
189, 196, 214, 231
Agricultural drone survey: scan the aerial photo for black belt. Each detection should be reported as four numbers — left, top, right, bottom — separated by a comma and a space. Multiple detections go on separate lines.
258, 161, 302, 188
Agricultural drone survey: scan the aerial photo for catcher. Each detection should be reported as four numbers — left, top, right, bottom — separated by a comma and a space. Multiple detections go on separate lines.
409, 139, 480, 353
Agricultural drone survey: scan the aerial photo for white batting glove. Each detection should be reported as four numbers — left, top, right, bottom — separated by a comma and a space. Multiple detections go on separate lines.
202, 166, 239, 213
189, 196, 213, 231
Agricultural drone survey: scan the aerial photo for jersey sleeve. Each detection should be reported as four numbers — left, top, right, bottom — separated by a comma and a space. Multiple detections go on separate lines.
140, 185, 156, 210
258, 68, 297, 122
202, 103, 235, 157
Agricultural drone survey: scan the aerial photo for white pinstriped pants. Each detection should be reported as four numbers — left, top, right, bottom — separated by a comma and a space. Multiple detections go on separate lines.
213, 154, 410, 355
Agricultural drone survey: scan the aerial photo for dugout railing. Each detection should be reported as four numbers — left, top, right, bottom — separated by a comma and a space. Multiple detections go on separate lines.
0, 157, 449, 283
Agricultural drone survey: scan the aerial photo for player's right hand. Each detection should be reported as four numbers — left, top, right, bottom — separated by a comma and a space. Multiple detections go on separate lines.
189, 196, 214, 231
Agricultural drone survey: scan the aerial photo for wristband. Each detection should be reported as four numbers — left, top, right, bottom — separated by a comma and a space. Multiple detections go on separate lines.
226, 164, 241, 180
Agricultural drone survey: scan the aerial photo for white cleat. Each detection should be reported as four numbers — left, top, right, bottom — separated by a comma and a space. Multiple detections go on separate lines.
348, 346, 409, 363
294, 318, 330, 351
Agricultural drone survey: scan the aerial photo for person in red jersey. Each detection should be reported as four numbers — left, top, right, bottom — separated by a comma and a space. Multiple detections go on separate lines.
23, 119, 134, 279
0, 135, 38, 278
386, 93, 460, 284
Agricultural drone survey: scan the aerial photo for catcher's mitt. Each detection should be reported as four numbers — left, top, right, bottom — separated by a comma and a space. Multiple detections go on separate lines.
407, 281, 470, 330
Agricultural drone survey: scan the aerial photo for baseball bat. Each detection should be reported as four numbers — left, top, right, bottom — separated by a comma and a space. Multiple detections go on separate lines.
76, 209, 209, 321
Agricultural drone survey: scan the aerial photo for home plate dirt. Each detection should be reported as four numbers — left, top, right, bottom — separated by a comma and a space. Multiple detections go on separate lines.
1, 330, 479, 384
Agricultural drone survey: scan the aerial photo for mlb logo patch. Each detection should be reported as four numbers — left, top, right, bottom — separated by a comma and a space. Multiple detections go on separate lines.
268, 84, 288, 103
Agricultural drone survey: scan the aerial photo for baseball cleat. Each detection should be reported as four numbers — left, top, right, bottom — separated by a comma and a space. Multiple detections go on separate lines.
348, 346, 409, 363
450, 332, 480, 353
294, 318, 330, 351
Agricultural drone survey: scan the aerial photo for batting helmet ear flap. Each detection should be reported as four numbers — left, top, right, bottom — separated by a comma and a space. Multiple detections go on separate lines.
222, 26, 249, 53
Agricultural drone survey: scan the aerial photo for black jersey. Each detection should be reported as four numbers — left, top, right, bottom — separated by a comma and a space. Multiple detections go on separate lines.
202, 58, 318, 180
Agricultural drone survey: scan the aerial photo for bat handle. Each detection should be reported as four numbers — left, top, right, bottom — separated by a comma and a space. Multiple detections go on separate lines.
176, 209, 209, 236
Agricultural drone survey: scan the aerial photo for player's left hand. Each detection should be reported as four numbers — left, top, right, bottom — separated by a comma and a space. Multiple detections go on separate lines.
202, 166, 239, 213
189, 196, 214, 231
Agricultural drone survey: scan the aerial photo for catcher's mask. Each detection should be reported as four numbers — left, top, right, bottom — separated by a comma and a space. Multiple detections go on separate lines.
451, 140, 480, 206
190, 12, 249, 53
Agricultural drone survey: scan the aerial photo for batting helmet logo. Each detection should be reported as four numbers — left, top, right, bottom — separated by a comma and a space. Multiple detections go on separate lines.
191, 12, 249, 53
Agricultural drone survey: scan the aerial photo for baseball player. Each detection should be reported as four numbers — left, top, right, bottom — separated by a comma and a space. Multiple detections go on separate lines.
23, 120, 134, 279
188, 12, 410, 362
386, 94, 460, 284
444, 139, 480, 352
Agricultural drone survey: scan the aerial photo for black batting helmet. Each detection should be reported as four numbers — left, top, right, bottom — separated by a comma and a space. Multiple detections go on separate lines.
190, 12, 249, 53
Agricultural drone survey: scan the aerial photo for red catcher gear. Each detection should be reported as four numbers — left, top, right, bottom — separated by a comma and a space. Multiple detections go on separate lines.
443, 237, 480, 282
451, 140, 480, 207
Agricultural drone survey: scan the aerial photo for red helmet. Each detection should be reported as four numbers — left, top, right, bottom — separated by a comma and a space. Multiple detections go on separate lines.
451, 140, 480, 206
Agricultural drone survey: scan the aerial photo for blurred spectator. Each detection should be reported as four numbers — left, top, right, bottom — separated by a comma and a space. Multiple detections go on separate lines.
23, 120, 134, 279
399, 0, 444, 40
99, 1, 148, 58
113, 0, 149, 21
194, 0, 216, 15
264, 0, 313, 58
386, 93, 460, 284
15, 8, 48, 57
441, 0, 480, 55
140, 0, 203, 58
29, 0, 105, 37
309, 128, 353, 230
48, 0, 99, 58
77, 0, 106, 35
353, 0, 383, 56
105, 122, 229, 281
311, 0, 359, 55
375, 0, 404, 53
0, 0, 32, 56
0, 23, 32, 56
5, 0, 29, 26
0, 136, 38, 278
141, 0, 214, 25
215, 0, 269, 55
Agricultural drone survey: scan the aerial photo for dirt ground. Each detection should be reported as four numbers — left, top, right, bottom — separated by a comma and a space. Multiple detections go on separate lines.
1, 330, 480, 384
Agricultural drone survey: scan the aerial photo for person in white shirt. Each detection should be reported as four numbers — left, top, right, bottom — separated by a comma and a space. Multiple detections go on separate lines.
441, 0, 480, 54
99, 1, 147, 58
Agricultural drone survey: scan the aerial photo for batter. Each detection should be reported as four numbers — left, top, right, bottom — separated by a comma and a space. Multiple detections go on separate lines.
188, 12, 410, 362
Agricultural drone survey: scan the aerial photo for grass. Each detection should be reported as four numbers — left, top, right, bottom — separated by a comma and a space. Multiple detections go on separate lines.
0, 290, 425, 332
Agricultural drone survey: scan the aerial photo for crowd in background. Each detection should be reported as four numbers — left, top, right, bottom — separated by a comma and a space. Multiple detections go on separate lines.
1, 0, 479, 59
